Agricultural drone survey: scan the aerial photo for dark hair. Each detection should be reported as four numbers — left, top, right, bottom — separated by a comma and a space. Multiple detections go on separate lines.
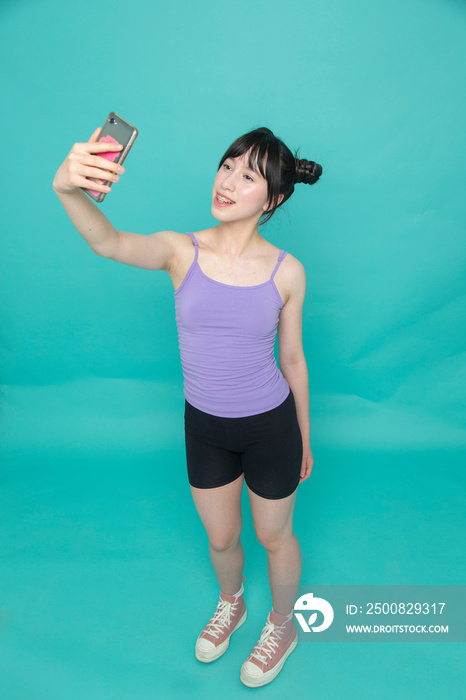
217, 127, 323, 226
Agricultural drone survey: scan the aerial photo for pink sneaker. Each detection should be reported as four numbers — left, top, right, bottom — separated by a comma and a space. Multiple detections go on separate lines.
195, 577, 247, 663
240, 610, 298, 687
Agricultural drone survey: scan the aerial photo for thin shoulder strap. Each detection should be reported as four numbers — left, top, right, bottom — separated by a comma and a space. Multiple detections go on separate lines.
270, 250, 287, 281
185, 232, 199, 260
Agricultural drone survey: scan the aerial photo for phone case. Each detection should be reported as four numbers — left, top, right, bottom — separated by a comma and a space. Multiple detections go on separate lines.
83, 112, 138, 203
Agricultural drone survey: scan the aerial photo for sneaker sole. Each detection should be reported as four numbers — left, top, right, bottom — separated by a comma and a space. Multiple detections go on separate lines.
195, 608, 248, 663
240, 634, 298, 687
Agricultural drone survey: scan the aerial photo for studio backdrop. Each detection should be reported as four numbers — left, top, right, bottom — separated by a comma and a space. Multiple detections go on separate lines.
0, 1, 465, 699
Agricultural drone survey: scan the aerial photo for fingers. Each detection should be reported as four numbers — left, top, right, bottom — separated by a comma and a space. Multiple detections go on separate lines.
81, 177, 112, 193
299, 456, 314, 483
91, 154, 125, 172
67, 152, 124, 185
71, 152, 125, 174
72, 162, 120, 190
88, 127, 102, 142
65, 152, 123, 194
58, 133, 125, 196
82, 165, 120, 182
73, 139, 124, 155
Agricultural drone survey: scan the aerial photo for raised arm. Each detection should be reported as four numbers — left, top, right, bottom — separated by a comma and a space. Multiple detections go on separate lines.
53, 127, 177, 272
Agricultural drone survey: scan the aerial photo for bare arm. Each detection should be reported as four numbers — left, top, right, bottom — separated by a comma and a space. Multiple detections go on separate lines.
53, 187, 121, 254
277, 258, 313, 482
53, 127, 177, 271
53, 127, 126, 253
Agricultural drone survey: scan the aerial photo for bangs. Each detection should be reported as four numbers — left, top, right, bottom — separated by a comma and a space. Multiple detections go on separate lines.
219, 134, 274, 180
243, 142, 269, 179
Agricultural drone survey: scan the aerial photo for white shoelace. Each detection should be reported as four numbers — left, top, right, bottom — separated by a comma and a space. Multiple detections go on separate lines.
249, 620, 284, 665
204, 598, 239, 640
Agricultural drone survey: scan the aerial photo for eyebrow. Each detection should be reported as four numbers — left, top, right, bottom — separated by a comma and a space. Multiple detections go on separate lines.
226, 157, 260, 174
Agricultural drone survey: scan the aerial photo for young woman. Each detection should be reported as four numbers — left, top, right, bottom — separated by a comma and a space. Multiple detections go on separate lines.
53, 126, 322, 688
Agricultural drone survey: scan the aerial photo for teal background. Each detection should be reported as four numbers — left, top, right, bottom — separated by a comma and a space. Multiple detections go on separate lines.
1, 0, 465, 698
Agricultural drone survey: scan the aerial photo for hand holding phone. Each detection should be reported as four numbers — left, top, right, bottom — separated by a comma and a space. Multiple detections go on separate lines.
84, 113, 138, 202
52, 112, 138, 203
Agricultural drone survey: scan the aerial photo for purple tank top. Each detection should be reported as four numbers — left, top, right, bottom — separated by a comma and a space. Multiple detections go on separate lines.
174, 232, 290, 417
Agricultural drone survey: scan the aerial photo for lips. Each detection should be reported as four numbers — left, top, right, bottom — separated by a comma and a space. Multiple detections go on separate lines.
217, 192, 235, 203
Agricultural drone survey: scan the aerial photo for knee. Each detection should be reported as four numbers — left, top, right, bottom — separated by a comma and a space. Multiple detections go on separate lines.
256, 529, 294, 553
209, 529, 242, 553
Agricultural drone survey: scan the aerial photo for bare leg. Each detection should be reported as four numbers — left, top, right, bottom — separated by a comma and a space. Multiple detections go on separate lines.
190, 474, 245, 595
247, 486, 301, 616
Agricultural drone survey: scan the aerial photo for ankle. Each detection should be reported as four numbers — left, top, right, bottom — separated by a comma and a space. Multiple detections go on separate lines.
270, 609, 294, 626
220, 576, 246, 600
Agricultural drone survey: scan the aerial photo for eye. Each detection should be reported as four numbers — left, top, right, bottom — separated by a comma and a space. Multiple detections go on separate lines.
223, 163, 231, 170
245, 174, 253, 181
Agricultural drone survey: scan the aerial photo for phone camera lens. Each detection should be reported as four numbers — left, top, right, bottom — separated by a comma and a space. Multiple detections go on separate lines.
109, 117, 116, 124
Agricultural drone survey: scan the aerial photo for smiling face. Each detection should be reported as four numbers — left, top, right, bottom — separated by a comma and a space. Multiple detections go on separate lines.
211, 150, 271, 224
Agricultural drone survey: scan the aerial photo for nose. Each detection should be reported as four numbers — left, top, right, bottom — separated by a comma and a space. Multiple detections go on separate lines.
221, 170, 235, 192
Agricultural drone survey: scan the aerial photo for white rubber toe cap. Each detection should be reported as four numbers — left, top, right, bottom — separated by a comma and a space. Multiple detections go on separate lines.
195, 635, 230, 663
242, 660, 263, 677
196, 637, 216, 653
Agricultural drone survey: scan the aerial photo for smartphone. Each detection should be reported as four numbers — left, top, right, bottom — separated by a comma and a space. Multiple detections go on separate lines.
83, 112, 138, 203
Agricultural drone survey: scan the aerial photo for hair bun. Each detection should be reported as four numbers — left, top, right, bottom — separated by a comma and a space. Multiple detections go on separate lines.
294, 157, 323, 185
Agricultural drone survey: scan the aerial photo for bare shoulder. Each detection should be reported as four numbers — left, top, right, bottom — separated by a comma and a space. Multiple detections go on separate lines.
282, 251, 305, 277
275, 251, 306, 306
160, 230, 190, 249
144, 229, 192, 272
97, 227, 187, 271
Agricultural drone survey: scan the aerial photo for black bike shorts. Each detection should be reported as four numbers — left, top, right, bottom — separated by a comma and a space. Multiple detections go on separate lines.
184, 388, 302, 500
